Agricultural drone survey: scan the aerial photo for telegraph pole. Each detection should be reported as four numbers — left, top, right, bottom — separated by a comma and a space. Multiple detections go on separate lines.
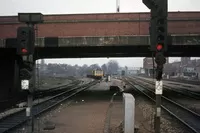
142, 0, 168, 132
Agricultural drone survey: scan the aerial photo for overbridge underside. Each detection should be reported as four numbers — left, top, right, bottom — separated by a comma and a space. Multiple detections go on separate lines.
1, 34, 200, 58
1, 45, 199, 59
35, 45, 200, 58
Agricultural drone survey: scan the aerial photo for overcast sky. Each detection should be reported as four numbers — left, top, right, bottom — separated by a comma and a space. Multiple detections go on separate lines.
1, 0, 200, 67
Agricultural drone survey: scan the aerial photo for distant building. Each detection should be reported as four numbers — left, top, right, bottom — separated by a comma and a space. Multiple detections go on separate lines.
117, 67, 126, 75
143, 58, 156, 76
164, 61, 181, 76
117, 67, 140, 75
127, 67, 140, 75
181, 57, 191, 65
163, 57, 200, 79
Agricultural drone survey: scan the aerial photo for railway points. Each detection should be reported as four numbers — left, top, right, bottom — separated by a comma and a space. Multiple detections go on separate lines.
0, 80, 98, 133
0, 77, 145, 133
0, 76, 78, 112
0, 79, 88, 120
0, 78, 82, 114
7, 78, 124, 133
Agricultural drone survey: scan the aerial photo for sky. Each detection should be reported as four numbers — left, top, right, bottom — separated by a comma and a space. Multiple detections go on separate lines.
1, 0, 200, 67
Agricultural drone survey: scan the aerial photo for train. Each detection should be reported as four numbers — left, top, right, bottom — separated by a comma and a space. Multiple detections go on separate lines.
87, 69, 104, 79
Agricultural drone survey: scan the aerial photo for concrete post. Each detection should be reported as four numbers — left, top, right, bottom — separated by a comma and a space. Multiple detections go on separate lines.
123, 93, 135, 133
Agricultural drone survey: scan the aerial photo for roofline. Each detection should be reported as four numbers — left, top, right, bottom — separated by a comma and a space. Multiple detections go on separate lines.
1, 11, 200, 18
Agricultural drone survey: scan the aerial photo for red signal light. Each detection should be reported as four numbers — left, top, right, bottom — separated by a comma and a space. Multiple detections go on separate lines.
156, 44, 163, 51
21, 48, 28, 53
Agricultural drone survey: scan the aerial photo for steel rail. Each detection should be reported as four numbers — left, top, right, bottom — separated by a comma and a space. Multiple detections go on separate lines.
133, 76, 200, 100
125, 77, 200, 133
0, 80, 98, 133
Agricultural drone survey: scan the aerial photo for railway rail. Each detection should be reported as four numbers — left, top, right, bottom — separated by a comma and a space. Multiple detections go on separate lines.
164, 78, 200, 85
34, 80, 82, 98
124, 77, 200, 133
133, 76, 200, 100
0, 80, 98, 133
0, 80, 82, 113
140, 76, 200, 85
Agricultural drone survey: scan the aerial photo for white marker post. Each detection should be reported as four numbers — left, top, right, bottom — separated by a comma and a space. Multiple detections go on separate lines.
154, 52, 166, 133
21, 80, 29, 90
21, 56, 35, 133
155, 77, 163, 133
155, 81, 163, 95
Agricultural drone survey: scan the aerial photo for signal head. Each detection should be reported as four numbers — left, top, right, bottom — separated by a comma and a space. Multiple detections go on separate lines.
17, 26, 35, 55
21, 48, 28, 54
156, 44, 163, 51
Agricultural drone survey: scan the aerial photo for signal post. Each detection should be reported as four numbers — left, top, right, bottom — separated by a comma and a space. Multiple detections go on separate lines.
17, 13, 43, 133
143, 0, 168, 133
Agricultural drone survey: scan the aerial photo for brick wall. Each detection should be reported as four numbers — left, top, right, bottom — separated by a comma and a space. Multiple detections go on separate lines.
0, 12, 200, 39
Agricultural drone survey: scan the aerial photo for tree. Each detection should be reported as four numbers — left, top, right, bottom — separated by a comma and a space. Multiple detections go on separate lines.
89, 64, 101, 70
125, 66, 128, 70
125, 66, 128, 74
107, 60, 119, 75
40, 62, 106, 78
79, 64, 88, 76
101, 64, 107, 74
82, 64, 88, 68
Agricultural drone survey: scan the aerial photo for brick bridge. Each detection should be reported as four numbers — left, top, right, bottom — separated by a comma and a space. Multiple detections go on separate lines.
0, 11, 200, 58
0, 11, 200, 102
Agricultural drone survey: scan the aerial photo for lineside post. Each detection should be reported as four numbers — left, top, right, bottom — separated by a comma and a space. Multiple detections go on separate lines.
123, 93, 135, 133
143, 0, 168, 132
18, 24, 35, 133
154, 45, 166, 133
20, 55, 35, 133
17, 13, 43, 133
154, 49, 166, 133
155, 68, 163, 133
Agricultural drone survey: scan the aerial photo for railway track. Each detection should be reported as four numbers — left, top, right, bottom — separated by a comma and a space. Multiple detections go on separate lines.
140, 76, 200, 85
164, 78, 200, 85
35, 80, 82, 98
124, 77, 200, 133
0, 80, 98, 133
133, 76, 200, 100
0, 80, 82, 113
0, 80, 82, 114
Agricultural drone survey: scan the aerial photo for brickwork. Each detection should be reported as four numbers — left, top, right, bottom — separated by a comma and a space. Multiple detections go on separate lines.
0, 12, 200, 38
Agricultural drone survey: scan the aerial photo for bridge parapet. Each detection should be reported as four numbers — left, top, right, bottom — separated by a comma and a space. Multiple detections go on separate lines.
35, 34, 200, 47
1, 34, 200, 48
0, 39, 5, 48
58, 36, 149, 47
35, 37, 45, 47
172, 34, 200, 45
